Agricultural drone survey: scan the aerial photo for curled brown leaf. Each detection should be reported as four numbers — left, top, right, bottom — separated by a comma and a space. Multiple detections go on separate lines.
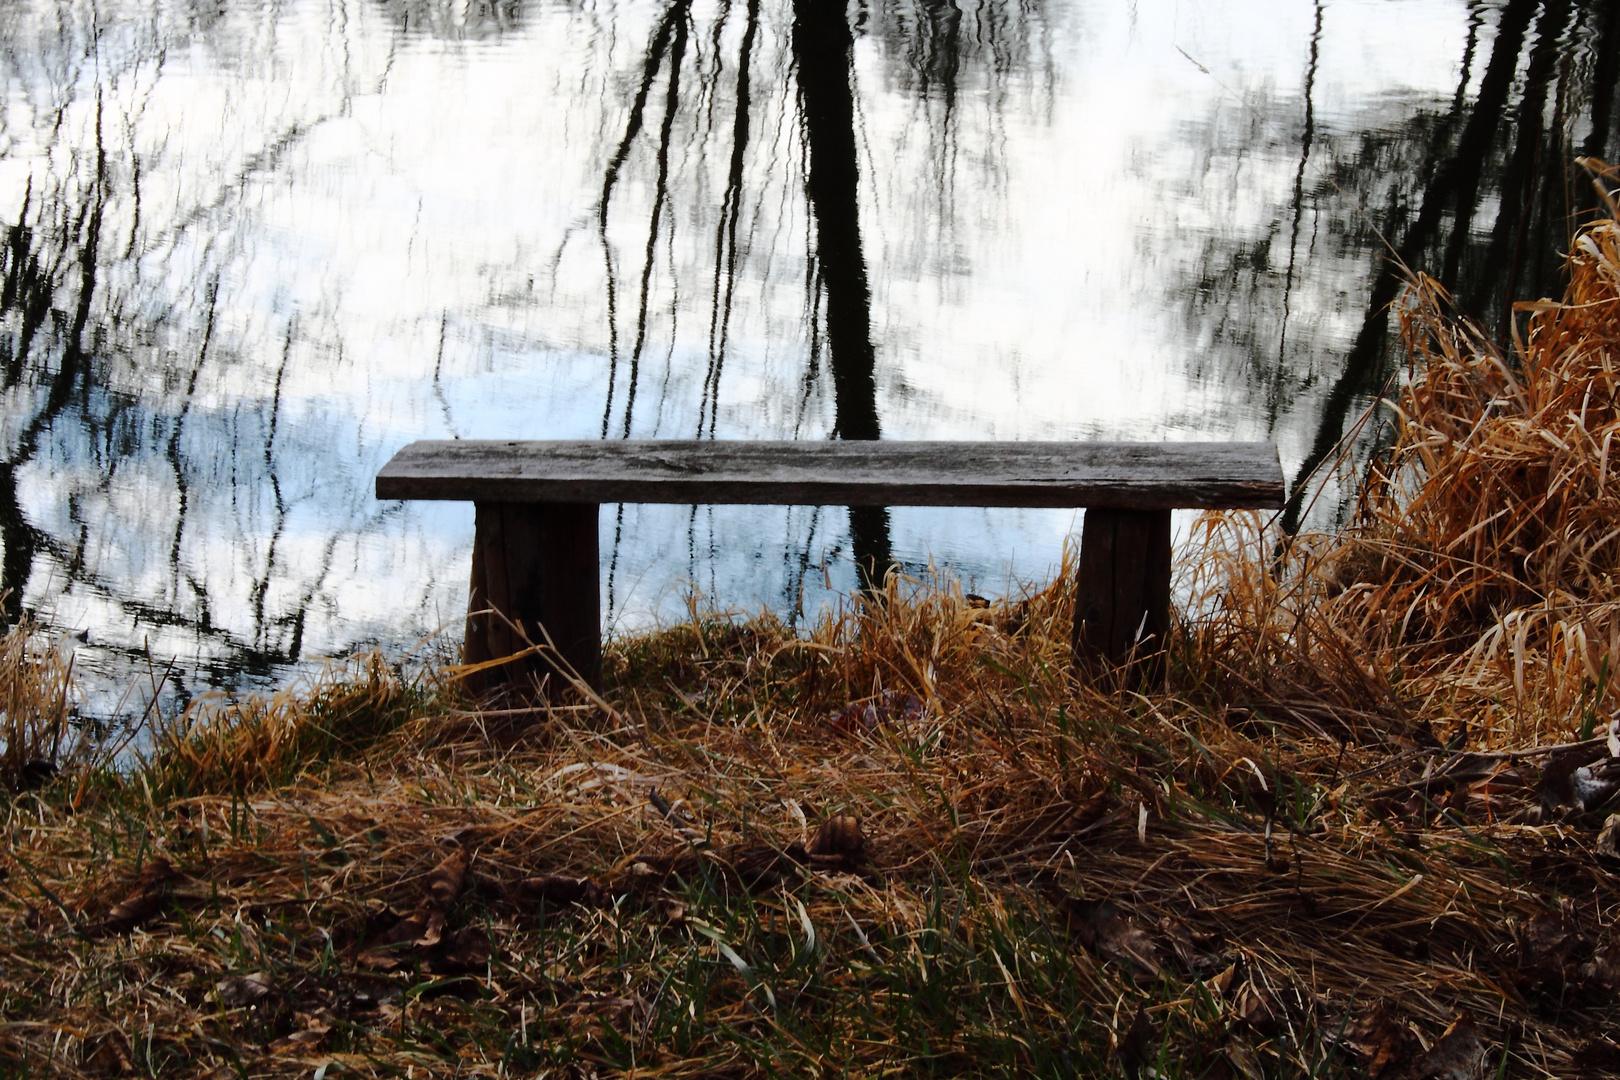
808, 815, 865, 869
516, 874, 610, 909
88, 857, 181, 937
1062, 898, 1161, 978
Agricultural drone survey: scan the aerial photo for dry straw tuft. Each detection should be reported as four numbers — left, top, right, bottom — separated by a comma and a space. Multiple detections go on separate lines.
1320, 161, 1620, 742
144, 651, 433, 798
1175, 162, 1620, 750
0, 615, 76, 791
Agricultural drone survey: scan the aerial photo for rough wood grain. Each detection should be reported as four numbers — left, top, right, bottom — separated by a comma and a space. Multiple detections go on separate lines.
1073, 508, 1172, 672
377, 440, 1284, 510
464, 502, 600, 696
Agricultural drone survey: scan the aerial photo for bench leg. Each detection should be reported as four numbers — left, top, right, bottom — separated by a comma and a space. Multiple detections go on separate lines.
465, 501, 601, 697
1072, 508, 1172, 674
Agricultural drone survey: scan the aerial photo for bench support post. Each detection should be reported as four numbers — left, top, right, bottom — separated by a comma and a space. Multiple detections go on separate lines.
1072, 508, 1172, 674
465, 501, 600, 697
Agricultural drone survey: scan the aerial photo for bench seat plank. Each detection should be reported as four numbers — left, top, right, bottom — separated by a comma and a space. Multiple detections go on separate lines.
376, 440, 1285, 510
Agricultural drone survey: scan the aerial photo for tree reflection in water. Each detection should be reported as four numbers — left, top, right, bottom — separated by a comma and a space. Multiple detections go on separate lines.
0, 0, 1053, 707
0, 2, 408, 706
586, 0, 1046, 602
793, 0, 889, 586
1156, 0, 1619, 530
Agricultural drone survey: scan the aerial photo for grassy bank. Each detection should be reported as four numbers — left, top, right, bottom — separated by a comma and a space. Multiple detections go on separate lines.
4, 189, 1620, 1078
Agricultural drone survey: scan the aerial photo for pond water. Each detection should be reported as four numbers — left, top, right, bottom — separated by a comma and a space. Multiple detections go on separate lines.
1, 0, 1616, 712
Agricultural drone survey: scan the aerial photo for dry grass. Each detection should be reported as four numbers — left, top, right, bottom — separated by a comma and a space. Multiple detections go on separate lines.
0, 616, 77, 794
2, 173, 1620, 1078
143, 652, 438, 800
1283, 161, 1620, 748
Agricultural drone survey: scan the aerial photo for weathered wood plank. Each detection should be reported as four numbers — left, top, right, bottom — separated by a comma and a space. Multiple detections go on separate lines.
1072, 508, 1173, 671
464, 502, 600, 696
377, 440, 1284, 510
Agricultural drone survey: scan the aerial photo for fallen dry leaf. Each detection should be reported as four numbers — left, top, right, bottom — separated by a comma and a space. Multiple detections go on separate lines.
1232, 977, 1283, 1035
358, 846, 473, 969
268, 1014, 331, 1055
620, 859, 666, 894
808, 815, 865, 868
516, 874, 610, 909
726, 844, 808, 890
428, 926, 493, 974
1343, 1001, 1413, 1078
358, 904, 444, 969
1580, 943, 1620, 997
1596, 813, 1620, 866
1413, 1012, 1488, 1080
88, 857, 181, 937
1515, 911, 1585, 996
1062, 898, 1161, 977
1157, 915, 1225, 975
1520, 912, 1580, 966
424, 846, 470, 909
216, 971, 275, 1008
564, 992, 643, 1034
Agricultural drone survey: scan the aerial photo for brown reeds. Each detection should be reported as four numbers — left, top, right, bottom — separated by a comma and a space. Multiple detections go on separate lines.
1337, 196, 1620, 738
1183, 164, 1620, 749
0, 615, 76, 792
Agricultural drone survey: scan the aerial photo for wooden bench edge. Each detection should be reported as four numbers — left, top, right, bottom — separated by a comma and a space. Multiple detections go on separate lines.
375, 440, 1285, 510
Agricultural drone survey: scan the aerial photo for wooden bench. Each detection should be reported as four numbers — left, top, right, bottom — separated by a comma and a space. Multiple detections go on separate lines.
376, 440, 1285, 694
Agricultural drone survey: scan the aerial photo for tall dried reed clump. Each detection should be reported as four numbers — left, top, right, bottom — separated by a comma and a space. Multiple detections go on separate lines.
0, 617, 76, 790
1344, 189, 1620, 736
1182, 171, 1620, 747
